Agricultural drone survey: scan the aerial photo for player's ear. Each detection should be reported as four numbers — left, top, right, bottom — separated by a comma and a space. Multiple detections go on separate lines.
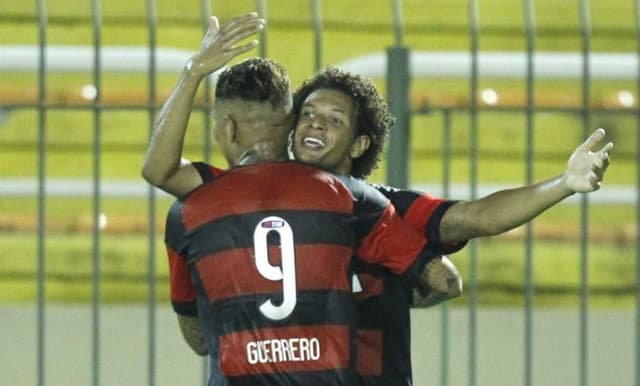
223, 114, 238, 143
350, 134, 370, 159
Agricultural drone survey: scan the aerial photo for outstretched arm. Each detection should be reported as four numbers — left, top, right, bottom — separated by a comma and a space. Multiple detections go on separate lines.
141, 13, 264, 197
439, 128, 613, 243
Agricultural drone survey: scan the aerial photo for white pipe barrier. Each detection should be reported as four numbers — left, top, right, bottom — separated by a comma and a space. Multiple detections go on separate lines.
336, 51, 639, 80
1, 45, 637, 80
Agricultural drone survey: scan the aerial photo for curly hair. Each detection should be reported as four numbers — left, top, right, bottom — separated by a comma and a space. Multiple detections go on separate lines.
292, 67, 395, 178
216, 57, 290, 110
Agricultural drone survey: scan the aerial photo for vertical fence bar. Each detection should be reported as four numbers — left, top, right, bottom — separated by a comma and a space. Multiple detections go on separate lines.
35, 1, 47, 385
200, 1, 213, 203
310, 0, 323, 72
578, 1, 592, 385
200, 1, 214, 383
523, 1, 536, 386
256, 0, 267, 58
386, 0, 410, 189
145, 1, 158, 385
391, 0, 403, 46
635, 2, 640, 385
90, 0, 103, 385
440, 109, 452, 386
468, 0, 480, 385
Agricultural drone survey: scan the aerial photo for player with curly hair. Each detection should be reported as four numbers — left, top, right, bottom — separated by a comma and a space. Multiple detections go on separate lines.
143, 12, 612, 386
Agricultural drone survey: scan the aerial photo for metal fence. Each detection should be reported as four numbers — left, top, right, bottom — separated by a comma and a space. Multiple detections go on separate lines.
0, 0, 638, 385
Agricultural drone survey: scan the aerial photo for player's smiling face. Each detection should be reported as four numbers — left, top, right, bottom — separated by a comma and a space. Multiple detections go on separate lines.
292, 89, 361, 175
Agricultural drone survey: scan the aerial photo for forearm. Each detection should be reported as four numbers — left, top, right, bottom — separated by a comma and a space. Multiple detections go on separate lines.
177, 315, 209, 356
441, 174, 574, 242
141, 65, 203, 189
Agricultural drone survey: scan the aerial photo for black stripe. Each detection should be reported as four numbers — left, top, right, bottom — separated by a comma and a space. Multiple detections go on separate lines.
372, 183, 421, 217
186, 210, 356, 260
171, 300, 198, 317
335, 175, 390, 240
426, 200, 468, 254
165, 200, 188, 255
197, 291, 355, 330
192, 161, 216, 183
228, 368, 356, 386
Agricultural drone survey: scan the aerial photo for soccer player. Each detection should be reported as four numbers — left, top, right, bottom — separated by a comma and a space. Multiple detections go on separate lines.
143, 12, 612, 386
164, 56, 437, 385
142, 15, 463, 384
290, 68, 466, 385
288, 67, 612, 384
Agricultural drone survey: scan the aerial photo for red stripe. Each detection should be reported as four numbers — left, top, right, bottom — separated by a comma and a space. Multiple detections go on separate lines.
219, 325, 351, 376
208, 165, 225, 177
182, 163, 353, 230
195, 244, 353, 302
356, 329, 383, 376
166, 245, 196, 303
403, 194, 446, 234
357, 205, 426, 274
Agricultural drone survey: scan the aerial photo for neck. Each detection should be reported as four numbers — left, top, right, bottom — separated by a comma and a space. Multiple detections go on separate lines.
235, 143, 288, 167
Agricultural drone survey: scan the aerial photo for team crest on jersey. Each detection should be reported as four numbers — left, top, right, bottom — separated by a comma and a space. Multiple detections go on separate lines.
260, 219, 285, 228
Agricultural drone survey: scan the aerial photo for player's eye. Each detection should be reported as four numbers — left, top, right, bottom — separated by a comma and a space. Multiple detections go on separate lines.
328, 115, 344, 126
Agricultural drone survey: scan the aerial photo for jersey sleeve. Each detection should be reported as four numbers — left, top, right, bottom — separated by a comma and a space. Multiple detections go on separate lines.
192, 161, 225, 183
342, 178, 432, 275
373, 184, 467, 255
165, 200, 198, 317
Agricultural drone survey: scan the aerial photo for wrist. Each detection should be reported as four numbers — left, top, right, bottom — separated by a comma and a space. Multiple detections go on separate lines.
559, 173, 577, 196
184, 57, 206, 81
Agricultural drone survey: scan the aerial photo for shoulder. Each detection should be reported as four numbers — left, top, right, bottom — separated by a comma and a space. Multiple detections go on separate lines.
334, 175, 390, 210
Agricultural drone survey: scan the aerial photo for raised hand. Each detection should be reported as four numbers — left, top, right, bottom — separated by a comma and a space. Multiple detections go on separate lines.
564, 128, 613, 193
187, 13, 265, 78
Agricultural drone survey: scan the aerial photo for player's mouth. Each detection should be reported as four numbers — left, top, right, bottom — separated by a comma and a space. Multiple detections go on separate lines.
301, 136, 326, 150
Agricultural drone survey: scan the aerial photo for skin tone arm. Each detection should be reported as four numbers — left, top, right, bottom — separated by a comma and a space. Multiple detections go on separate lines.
141, 13, 265, 198
177, 315, 208, 356
439, 128, 613, 244
152, 12, 263, 355
414, 255, 463, 307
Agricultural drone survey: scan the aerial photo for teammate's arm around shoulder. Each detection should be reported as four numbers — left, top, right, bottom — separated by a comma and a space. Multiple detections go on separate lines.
141, 13, 264, 198
413, 255, 463, 307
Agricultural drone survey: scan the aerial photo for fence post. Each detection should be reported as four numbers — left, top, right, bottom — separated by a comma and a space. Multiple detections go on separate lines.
386, 0, 410, 189
386, 47, 410, 188
200, 2, 215, 385
578, 1, 592, 385
90, 1, 104, 385
35, 1, 47, 386
256, 0, 267, 58
634, 2, 640, 385
523, 1, 537, 386
310, 0, 323, 72
467, 1, 480, 385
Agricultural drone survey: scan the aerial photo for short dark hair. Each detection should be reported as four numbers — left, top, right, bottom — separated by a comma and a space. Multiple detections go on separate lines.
216, 57, 290, 110
292, 67, 395, 178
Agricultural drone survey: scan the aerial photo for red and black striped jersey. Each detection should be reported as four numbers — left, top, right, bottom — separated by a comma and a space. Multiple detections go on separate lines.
353, 184, 467, 386
165, 161, 431, 386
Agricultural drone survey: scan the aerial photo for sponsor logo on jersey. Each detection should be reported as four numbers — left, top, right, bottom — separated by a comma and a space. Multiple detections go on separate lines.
260, 219, 285, 229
